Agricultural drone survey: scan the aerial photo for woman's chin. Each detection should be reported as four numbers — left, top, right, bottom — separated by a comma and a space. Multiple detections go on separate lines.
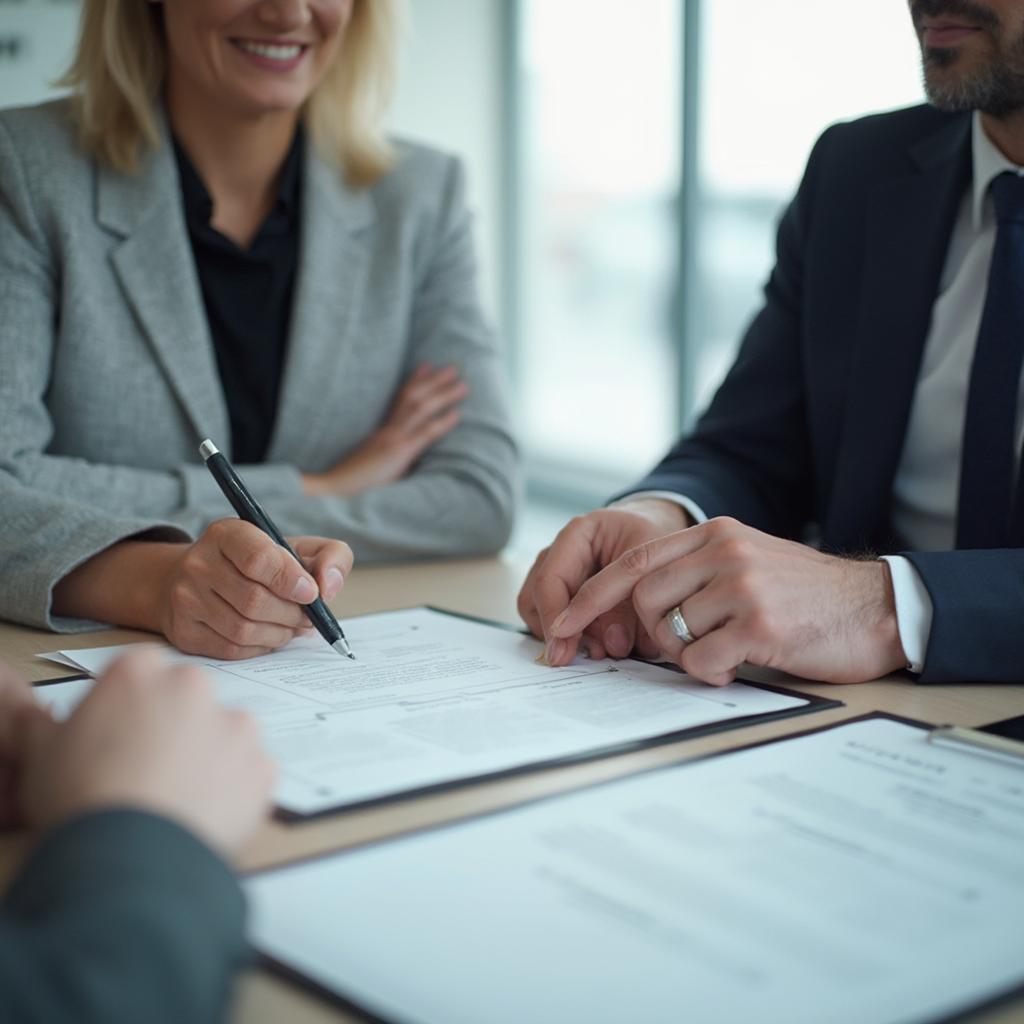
218, 86, 312, 120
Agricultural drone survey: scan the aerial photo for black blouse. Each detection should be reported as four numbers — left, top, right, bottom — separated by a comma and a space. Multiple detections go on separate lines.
172, 129, 303, 464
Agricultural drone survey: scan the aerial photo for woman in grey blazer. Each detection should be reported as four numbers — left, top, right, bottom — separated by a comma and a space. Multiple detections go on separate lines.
0, 0, 518, 657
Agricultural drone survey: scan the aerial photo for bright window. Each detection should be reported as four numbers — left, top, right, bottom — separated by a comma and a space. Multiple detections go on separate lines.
515, 0, 925, 500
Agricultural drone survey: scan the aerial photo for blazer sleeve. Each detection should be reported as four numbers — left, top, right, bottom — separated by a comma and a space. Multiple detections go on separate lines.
900, 549, 1024, 683
0, 809, 249, 1024
163, 156, 520, 561
615, 129, 836, 540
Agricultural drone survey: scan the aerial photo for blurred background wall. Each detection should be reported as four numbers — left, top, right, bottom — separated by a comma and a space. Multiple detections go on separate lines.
0, 0, 926, 554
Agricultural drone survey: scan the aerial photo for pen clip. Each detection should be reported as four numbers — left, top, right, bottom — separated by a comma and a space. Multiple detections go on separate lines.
927, 725, 1024, 768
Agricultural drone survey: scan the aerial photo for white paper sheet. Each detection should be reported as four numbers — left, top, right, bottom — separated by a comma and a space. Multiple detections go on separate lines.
245, 716, 1024, 1024
38, 607, 809, 816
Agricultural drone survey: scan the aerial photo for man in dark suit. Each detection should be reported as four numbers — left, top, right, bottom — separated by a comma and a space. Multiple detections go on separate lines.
0, 651, 274, 1022
520, 0, 1024, 685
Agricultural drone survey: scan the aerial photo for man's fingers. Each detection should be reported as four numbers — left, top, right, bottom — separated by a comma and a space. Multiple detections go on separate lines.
0, 664, 39, 754
521, 519, 612, 665
633, 625, 661, 661
94, 647, 168, 691
8, 702, 59, 762
534, 570, 580, 665
551, 526, 710, 639
516, 550, 549, 640
591, 602, 639, 660
678, 621, 747, 687
629, 557, 719, 650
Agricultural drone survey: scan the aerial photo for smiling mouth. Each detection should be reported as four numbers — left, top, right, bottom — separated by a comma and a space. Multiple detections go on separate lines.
232, 39, 309, 62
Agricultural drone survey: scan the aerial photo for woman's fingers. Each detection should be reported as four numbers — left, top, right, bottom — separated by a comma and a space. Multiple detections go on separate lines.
214, 520, 318, 603
393, 365, 468, 433
290, 537, 354, 602
159, 523, 356, 660
178, 618, 276, 662
200, 591, 299, 654
209, 548, 309, 629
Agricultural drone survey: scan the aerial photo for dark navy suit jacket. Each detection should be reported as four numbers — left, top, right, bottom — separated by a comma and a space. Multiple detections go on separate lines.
630, 104, 1023, 684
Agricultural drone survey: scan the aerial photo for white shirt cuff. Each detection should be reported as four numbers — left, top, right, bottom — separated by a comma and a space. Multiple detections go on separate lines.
610, 490, 709, 526
879, 555, 933, 674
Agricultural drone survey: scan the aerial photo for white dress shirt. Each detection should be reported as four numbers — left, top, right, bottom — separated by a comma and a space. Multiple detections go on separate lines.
624, 113, 1024, 674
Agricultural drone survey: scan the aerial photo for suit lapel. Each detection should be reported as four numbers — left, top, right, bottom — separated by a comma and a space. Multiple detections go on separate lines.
99, 136, 230, 451
265, 146, 375, 465
824, 115, 971, 551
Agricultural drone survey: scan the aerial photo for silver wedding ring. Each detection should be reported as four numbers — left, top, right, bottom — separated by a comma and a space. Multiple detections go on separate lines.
667, 605, 695, 644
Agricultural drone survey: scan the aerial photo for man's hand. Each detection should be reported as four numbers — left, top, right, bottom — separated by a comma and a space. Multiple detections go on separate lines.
15, 648, 275, 855
517, 499, 690, 664
0, 664, 50, 829
548, 517, 908, 685
303, 364, 468, 498
155, 521, 353, 660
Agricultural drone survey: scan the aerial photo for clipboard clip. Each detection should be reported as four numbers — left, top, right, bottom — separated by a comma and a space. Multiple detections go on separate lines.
927, 725, 1024, 768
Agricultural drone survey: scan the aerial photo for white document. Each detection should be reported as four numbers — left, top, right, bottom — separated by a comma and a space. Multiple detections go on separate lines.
245, 716, 1024, 1024
39, 607, 809, 816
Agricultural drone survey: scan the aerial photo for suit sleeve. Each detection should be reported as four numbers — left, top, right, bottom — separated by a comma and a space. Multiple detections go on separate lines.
900, 549, 1024, 683
164, 156, 521, 561
0, 809, 249, 1024
616, 130, 837, 540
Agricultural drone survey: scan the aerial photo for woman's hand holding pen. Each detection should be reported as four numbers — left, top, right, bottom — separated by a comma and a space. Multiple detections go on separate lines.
154, 521, 353, 660
303, 364, 469, 498
53, 507, 354, 662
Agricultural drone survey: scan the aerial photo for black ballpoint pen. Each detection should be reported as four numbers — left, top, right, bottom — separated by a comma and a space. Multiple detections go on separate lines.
199, 439, 355, 660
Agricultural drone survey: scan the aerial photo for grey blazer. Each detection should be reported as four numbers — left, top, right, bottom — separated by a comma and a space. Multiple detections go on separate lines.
0, 100, 518, 632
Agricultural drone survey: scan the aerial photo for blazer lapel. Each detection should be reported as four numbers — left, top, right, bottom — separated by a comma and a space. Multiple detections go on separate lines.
265, 146, 376, 465
824, 115, 972, 551
99, 136, 230, 451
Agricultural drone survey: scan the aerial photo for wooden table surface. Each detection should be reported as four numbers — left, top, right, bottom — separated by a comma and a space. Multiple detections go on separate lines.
1, 554, 1022, 1024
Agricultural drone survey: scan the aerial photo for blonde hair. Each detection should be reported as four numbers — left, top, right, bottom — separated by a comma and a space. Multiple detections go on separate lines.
60, 0, 399, 185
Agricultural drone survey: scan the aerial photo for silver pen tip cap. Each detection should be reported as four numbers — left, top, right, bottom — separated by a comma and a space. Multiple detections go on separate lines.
332, 638, 356, 660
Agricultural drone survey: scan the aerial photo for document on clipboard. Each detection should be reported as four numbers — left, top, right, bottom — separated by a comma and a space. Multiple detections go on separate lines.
37, 607, 836, 819
245, 713, 1024, 1024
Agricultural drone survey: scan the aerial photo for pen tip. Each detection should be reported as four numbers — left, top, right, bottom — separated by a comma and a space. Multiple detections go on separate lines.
332, 639, 356, 660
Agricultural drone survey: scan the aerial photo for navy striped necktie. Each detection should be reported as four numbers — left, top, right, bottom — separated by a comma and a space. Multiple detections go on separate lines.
956, 170, 1024, 549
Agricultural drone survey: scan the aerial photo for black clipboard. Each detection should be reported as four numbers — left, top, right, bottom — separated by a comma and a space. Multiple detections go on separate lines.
250, 709, 1024, 1024
273, 605, 843, 822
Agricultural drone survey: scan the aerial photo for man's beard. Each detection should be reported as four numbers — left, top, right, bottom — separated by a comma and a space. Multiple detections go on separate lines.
912, 0, 1024, 116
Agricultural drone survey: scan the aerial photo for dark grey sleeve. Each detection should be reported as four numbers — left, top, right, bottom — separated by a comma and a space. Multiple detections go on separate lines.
0, 809, 250, 1024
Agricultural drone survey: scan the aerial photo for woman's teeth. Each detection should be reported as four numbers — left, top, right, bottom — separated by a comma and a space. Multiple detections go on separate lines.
235, 40, 304, 61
